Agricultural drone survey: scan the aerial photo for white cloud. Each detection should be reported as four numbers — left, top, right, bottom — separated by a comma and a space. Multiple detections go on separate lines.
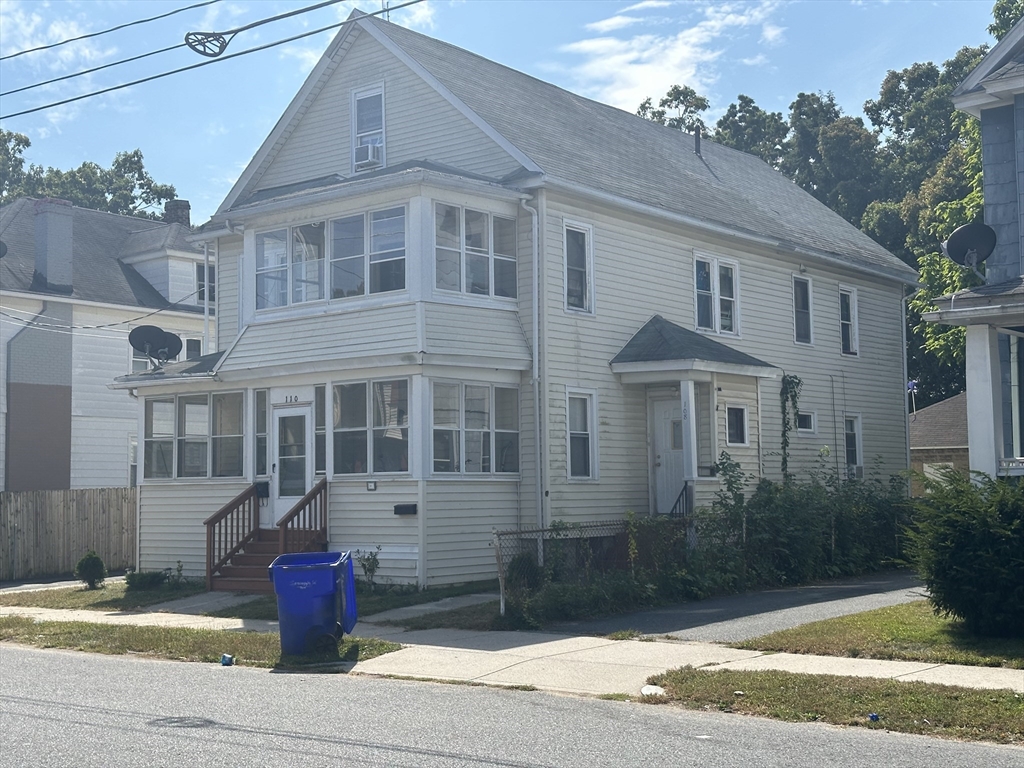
394, 0, 436, 31
760, 22, 785, 45
740, 53, 768, 66
586, 15, 643, 33
281, 41, 327, 71
622, 0, 674, 11
561, 1, 781, 111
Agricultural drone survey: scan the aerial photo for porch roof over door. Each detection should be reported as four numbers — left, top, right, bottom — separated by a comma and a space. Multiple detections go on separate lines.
610, 315, 777, 382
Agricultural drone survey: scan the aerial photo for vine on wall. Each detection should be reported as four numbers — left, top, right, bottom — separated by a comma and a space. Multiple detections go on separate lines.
780, 373, 803, 478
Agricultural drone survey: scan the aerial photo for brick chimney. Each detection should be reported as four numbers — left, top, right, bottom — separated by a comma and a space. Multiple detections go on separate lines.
33, 198, 74, 293
163, 199, 191, 228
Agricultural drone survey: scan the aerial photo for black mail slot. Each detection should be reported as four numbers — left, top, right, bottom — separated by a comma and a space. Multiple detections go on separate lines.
394, 504, 417, 516
255, 481, 270, 498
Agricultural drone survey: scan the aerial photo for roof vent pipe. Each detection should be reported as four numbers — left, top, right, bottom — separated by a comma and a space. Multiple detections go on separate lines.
694, 125, 701, 156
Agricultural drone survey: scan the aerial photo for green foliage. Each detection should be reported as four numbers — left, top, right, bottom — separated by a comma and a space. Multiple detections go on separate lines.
125, 570, 169, 591
989, 0, 1023, 40
637, 84, 710, 132
355, 545, 382, 592
779, 374, 803, 477
908, 470, 1024, 638
0, 131, 176, 218
74, 551, 106, 590
505, 553, 543, 593
713, 94, 788, 167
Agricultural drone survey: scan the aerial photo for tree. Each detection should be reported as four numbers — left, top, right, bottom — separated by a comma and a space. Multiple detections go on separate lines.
816, 116, 882, 226
636, 84, 710, 132
0, 132, 176, 219
779, 91, 842, 200
713, 94, 788, 167
989, 0, 1023, 40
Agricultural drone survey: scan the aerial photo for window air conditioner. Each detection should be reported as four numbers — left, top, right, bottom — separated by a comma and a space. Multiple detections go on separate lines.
354, 143, 383, 170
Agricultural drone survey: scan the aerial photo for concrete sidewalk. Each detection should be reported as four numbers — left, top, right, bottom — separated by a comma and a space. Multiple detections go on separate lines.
2, 604, 1021, 697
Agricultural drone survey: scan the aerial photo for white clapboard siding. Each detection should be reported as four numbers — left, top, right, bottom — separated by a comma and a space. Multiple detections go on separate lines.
130, 259, 169, 301
328, 479, 420, 584
217, 303, 419, 374
714, 374, 761, 473
216, 236, 242, 348
138, 481, 252, 576
167, 257, 198, 305
0, 297, 43, 490
423, 303, 530, 364
424, 480, 518, 585
256, 27, 520, 193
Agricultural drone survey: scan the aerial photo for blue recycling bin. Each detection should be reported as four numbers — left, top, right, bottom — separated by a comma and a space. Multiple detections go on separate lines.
268, 551, 358, 656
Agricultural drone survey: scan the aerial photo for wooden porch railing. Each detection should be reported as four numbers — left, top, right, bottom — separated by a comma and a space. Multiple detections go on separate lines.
204, 484, 260, 590
278, 477, 328, 555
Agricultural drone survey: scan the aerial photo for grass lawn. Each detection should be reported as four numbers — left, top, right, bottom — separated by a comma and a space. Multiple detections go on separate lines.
0, 616, 399, 669
207, 580, 500, 622
0, 580, 207, 612
648, 666, 1024, 745
378, 601, 503, 632
734, 600, 1024, 669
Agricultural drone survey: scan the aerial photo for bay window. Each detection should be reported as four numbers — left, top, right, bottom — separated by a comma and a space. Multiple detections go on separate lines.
435, 203, 517, 298
432, 383, 519, 474
332, 379, 409, 474
144, 393, 245, 480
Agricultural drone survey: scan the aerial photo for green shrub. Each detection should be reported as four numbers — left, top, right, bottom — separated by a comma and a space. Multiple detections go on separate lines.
505, 553, 543, 593
75, 551, 106, 590
908, 470, 1024, 638
125, 570, 168, 591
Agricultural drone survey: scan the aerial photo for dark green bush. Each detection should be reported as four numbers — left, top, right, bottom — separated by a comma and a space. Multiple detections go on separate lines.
125, 570, 168, 591
75, 551, 106, 589
908, 470, 1024, 638
505, 553, 543, 593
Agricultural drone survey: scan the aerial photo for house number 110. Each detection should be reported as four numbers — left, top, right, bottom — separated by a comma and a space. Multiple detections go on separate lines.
283, 395, 299, 403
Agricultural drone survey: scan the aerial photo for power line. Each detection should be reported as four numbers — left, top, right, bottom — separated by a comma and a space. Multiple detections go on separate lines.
0, 288, 204, 329
0, 0, 222, 61
0, 1, 424, 120
2, 0, 349, 98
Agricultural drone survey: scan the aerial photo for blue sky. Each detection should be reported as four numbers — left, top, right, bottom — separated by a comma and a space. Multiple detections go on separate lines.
0, 0, 996, 224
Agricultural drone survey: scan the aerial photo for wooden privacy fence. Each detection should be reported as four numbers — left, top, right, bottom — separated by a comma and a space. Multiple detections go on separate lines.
0, 487, 136, 582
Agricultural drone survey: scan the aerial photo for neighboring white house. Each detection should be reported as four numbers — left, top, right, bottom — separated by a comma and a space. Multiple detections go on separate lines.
925, 17, 1024, 479
117, 11, 917, 587
0, 198, 213, 491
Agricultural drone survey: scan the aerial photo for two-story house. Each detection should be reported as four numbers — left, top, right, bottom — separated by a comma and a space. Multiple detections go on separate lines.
117, 12, 917, 589
0, 197, 213, 491
925, 16, 1024, 479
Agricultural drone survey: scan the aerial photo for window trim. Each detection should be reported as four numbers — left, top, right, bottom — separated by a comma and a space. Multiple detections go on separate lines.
433, 201, 518, 300
839, 285, 859, 356
196, 262, 215, 304
142, 392, 246, 481
796, 410, 817, 435
351, 83, 386, 174
565, 388, 599, 481
429, 380, 520, 477
792, 274, 814, 345
844, 412, 863, 477
563, 220, 595, 315
725, 403, 749, 447
694, 252, 741, 336
331, 377, 411, 477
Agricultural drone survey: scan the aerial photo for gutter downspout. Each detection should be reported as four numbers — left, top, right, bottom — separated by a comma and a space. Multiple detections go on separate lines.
521, 197, 543, 531
901, 285, 911, 492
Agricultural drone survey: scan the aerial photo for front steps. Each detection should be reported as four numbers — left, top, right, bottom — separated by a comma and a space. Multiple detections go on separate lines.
210, 528, 327, 594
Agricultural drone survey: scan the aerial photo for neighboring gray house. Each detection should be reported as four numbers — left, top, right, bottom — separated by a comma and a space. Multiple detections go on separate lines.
0, 198, 212, 491
116, 11, 916, 589
909, 392, 970, 494
926, 17, 1024, 478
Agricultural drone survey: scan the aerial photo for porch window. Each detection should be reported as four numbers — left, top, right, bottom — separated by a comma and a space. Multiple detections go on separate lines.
314, 385, 326, 475
793, 276, 812, 344
840, 287, 858, 355
143, 394, 245, 480
567, 391, 596, 479
211, 393, 244, 477
726, 405, 748, 447
431, 383, 519, 474
695, 255, 739, 335
565, 223, 593, 313
177, 395, 209, 477
144, 399, 174, 479
434, 203, 517, 298
845, 415, 862, 477
291, 223, 326, 303
255, 389, 268, 476
332, 379, 409, 475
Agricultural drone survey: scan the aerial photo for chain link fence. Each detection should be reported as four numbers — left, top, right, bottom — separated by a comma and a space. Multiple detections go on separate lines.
492, 520, 631, 615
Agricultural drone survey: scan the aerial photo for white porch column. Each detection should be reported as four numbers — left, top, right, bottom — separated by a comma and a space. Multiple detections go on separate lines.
679, 380, 698, 481
965, 324, 1004, 476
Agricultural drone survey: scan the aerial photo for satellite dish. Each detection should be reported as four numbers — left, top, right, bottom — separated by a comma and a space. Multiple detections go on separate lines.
129, 325, 182, 366
942, 222, 996, 268
0, 240, 7, 259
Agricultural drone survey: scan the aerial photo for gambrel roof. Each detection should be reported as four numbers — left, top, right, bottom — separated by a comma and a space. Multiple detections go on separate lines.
220, 11, 916, 283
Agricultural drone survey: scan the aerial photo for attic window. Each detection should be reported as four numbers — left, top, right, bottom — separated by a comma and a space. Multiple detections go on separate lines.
353, 88, 384, 172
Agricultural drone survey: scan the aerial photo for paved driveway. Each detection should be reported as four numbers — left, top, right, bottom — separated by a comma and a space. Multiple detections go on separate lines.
548, 570, 925, 642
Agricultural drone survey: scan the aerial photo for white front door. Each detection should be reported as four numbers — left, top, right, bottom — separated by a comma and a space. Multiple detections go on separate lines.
653, 399, 685, 515
270, 406, 313, 524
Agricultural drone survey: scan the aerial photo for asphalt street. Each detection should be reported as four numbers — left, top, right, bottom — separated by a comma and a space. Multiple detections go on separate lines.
2, 645, 1020, 768
549, 570, 925, 641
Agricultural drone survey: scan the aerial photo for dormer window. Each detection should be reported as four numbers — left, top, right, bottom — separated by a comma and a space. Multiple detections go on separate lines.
353, 87, 384, 172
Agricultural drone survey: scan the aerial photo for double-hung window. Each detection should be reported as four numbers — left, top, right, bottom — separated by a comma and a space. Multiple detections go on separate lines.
844, 414, 863, 478
431, 383, 519, 474
695, 255, 738, 334
332, 379, 409, 474
353, 88, 384, 171
434, 204, 517, 298
196, 263, 216, 303
143, 393, 244, 479
793, 276, 812, 344
567, 391, 596, 479
564, 223, 593, 313
840, 287, 858, 355
726, 405, 748, 446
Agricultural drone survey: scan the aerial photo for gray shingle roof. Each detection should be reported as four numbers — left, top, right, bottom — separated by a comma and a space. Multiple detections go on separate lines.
909, 392, 968, 449
362, 17, 916, 283
611, 314, 774, 368
0, 198, 202, 311
118, 351, 224, 384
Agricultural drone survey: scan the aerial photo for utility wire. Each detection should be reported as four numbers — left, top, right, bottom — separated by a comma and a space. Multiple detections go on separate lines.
2, 0, 349, 97
0, 288, 203, 329
0, 0, 424, 120
0, 0, 222, 61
